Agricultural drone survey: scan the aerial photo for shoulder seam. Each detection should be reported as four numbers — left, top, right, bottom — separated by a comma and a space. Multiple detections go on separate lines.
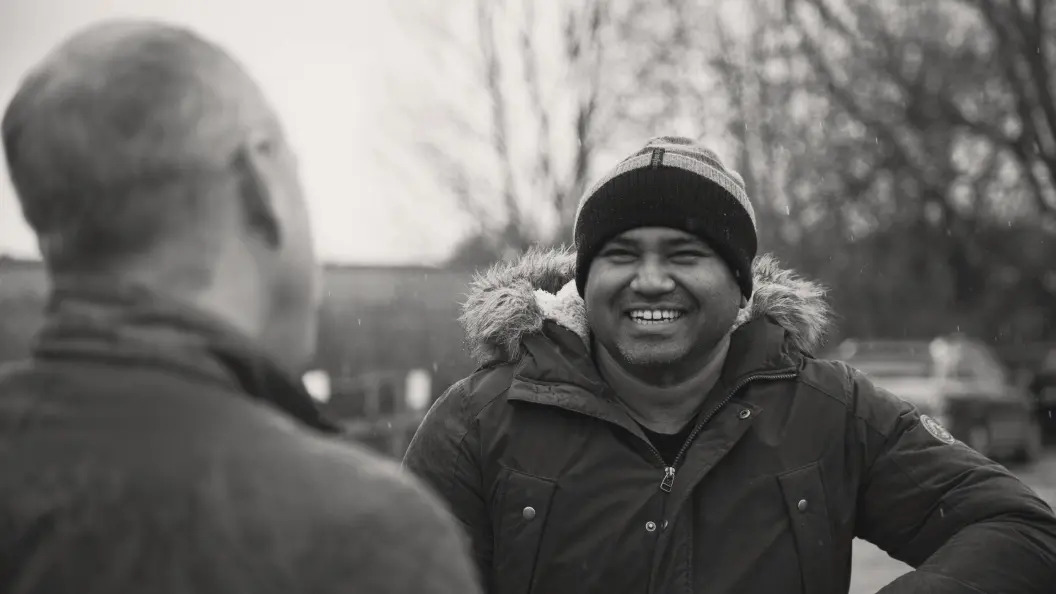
800, 361, 895, 439
470, 364, 516, 417
425, 366, 514, 487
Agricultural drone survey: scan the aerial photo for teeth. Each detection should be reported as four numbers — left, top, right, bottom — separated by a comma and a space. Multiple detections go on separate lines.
629, 309, 683, 323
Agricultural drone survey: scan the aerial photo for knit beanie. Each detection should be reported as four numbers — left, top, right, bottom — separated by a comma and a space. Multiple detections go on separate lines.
573, 136, 757, 299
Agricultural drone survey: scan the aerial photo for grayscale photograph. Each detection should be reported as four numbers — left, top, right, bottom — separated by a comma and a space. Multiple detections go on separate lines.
1, 0, 1055, 593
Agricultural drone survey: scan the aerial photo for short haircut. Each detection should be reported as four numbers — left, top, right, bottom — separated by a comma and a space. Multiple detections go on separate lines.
1, 22, 256, 272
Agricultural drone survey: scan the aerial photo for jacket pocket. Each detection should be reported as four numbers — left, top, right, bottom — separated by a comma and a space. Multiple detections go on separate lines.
778, 462, 836, 594
491, 468, 557, 594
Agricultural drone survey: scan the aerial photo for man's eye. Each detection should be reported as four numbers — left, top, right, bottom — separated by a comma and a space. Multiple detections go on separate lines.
670, 251, 707, 262
602, 249, 636, 261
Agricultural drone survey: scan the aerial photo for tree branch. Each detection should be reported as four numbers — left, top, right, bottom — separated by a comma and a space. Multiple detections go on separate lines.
971, 0, 1056, 215
519, 0, 559, 217
1009, 0, 1056, 157
791, 3, 967, 240
563, 0, 605, 226
414, 140, 492, 235
476, 0, 522, 235
795, 0, 860, 40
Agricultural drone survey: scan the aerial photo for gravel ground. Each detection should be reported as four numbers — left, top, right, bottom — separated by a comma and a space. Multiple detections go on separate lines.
848, 451, 1056, 593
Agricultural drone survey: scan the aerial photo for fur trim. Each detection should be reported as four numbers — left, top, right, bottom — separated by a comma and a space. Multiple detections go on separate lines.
460, 247, 833, 365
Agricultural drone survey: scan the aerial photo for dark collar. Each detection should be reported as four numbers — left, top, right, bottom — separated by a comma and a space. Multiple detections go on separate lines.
32, 278, 340, 434
509, 317, 800, 436
719, 316, 802, 384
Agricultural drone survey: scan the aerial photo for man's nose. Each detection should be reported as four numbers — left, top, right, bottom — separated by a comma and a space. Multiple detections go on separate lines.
630, 256, 675, 296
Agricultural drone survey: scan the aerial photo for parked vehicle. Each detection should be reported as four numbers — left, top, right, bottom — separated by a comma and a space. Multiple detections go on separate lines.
830, 336, 1044, 462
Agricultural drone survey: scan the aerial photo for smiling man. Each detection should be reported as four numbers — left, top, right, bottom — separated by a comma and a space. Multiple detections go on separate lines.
403, 136, 1056, 593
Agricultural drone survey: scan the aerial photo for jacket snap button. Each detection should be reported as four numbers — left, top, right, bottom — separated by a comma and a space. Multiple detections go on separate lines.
797, 499, 809, 512
645, 521, 657, 532
523, 506, 536, 520
738, 409, 751, 420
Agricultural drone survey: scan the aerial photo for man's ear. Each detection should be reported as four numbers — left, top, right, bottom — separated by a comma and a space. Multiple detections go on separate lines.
232, 138, 282, 249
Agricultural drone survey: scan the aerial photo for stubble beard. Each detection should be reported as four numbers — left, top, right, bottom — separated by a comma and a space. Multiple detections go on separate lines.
615, 319, 735, 380
617, 340, 691, 367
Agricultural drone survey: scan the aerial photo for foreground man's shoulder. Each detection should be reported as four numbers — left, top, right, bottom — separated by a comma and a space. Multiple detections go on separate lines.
299, 433, 444, 502
306, 436, 463, 524
290, 437, 482, 592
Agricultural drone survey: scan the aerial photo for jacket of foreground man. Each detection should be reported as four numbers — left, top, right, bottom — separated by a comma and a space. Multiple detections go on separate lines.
0, 284, 479, 593
404, 137, 1056, 594
0, 19, 479, 594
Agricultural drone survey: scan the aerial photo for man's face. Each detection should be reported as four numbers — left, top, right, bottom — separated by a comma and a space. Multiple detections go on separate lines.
584, 227, 742, 373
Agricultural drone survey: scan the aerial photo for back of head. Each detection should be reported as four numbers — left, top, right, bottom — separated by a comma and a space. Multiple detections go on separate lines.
2, 21, 270, 271
2, 20, 322, 372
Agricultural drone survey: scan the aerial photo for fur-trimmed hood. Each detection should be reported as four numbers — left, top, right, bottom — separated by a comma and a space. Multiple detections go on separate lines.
460, 247, 834, 366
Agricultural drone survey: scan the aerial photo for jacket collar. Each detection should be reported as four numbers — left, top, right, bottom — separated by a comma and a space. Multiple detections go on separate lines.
32, 277, 340, 433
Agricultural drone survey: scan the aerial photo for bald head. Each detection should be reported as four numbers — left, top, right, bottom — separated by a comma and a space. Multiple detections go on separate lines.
2, 20, 280, 272
4, 20, 322, 371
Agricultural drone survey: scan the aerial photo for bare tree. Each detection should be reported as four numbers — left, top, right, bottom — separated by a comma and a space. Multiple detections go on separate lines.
784, 0, 1056, 223
394, 0, 1056, 340
962, 0, 1056, 217
393, 0, 612, 264
730, 0, 1056, 340
395, 0, 723, 266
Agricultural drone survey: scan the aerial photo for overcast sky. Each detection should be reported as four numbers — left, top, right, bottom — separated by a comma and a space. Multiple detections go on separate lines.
0, 0, 467, 265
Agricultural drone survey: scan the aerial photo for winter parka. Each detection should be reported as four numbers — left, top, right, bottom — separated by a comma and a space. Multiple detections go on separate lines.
403, 248, 1056, 594
0, 281, 480, 594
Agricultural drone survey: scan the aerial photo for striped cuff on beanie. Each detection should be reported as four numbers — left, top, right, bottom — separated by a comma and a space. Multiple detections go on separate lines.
573, 136, 758, 298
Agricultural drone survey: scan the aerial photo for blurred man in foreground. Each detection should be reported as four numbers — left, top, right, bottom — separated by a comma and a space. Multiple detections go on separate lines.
0, 20, 479, 594
404, 136, 1056, 593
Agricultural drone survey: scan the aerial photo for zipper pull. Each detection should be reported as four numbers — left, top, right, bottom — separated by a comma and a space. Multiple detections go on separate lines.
660, 466, 676, 493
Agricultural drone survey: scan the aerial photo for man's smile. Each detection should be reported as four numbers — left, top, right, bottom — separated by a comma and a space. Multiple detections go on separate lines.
626, 308, 686, 325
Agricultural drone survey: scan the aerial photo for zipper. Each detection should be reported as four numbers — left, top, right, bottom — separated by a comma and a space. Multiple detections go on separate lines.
657, 370, 798, 493
640, 439, 675, 488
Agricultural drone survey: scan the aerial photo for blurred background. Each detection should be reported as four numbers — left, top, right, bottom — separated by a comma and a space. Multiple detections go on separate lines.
2, 1, 1055, 589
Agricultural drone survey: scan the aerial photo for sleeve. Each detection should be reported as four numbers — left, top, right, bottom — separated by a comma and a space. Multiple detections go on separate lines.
403, 378, 493, 590
850, 368, 1056, 594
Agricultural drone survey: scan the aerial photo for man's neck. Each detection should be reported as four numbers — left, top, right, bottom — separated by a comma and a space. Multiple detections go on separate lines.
595, 335, 731, 434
